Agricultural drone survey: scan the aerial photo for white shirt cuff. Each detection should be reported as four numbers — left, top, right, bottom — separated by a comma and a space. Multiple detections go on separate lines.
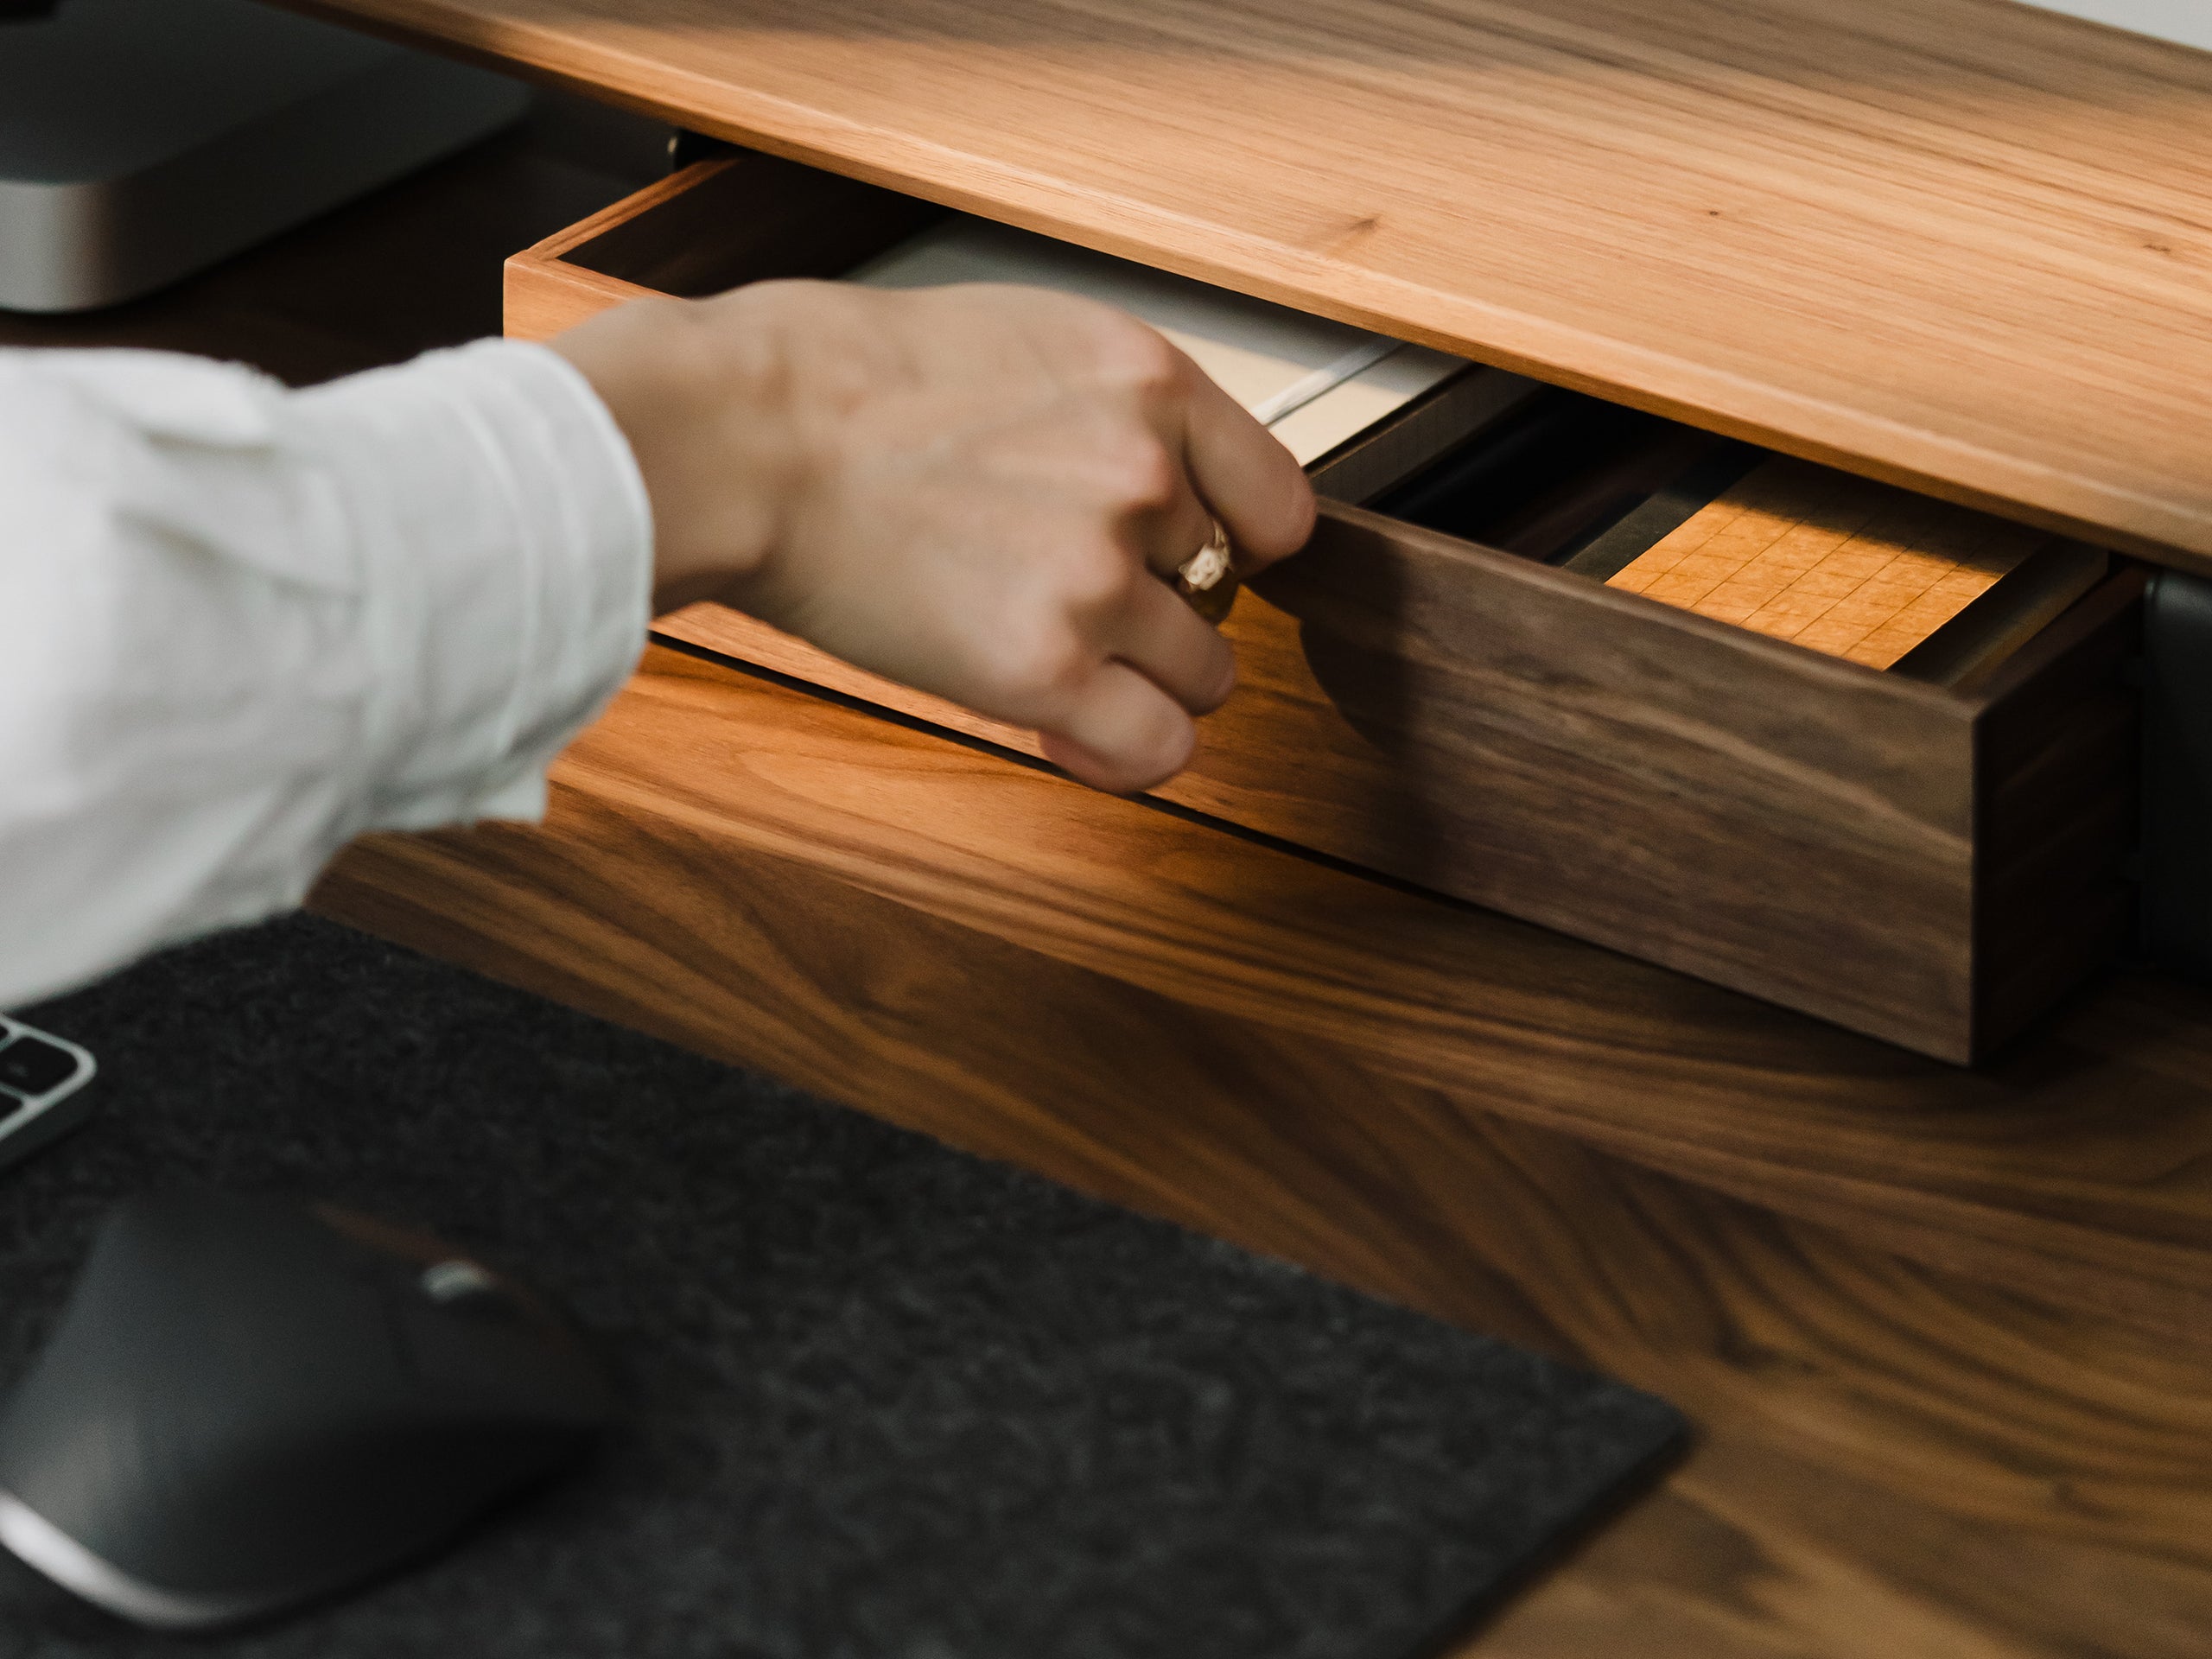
290, 338, 653, 830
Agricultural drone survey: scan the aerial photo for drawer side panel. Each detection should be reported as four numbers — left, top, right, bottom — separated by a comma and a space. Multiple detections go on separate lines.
1235, 507, 1980, 1056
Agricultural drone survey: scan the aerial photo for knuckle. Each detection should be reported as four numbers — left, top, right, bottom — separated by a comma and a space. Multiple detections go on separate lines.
981, 622, 1088, 711
1090, 315, 1183, 395
1100, 437, 1183, 513
1054, 534, 1139, 611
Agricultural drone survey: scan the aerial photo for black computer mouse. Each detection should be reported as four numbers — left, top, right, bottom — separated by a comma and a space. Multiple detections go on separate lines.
0, 1192, 614, 1630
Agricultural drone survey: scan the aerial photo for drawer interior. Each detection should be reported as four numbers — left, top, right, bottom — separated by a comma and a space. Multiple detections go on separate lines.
1361, 384, 2113, 694
564, 162, 944, 302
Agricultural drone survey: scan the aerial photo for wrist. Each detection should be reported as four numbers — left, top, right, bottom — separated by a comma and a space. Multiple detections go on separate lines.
549, 292, 800, 614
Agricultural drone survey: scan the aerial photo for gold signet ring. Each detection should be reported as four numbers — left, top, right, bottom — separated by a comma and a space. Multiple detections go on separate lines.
1172, 521, 1238, 625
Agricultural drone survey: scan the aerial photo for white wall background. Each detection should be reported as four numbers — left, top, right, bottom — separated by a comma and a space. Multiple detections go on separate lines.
2018, 1, 2212, 54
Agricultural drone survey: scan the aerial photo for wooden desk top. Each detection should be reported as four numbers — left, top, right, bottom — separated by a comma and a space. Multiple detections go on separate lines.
295, 0, 2212, 572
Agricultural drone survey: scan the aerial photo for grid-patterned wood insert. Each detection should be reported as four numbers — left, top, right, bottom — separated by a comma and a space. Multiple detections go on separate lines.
1608, 457, 2053, 668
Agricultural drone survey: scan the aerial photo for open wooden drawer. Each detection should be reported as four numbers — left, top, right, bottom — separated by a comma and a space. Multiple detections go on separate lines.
505, 150, 2142, 1065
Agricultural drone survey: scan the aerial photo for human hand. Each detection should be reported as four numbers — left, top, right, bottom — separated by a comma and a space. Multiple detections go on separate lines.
550, 279, 1315, 794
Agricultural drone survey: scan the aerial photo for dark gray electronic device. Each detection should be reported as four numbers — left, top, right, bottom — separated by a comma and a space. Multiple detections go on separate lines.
0, 1193, 614, 1630
0, 0, 526, 312
0, 1016, 96, 1173
2140, 569, 2212, 973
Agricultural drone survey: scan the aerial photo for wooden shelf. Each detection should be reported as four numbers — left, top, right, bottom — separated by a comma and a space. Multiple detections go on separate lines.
299, 0, 2212, 570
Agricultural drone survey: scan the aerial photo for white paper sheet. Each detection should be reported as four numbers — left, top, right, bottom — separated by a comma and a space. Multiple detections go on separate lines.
846, 215, 1467, 464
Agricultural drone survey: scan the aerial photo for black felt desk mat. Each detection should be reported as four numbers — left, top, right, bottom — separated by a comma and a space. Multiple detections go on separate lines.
1, 915, 1683, 1659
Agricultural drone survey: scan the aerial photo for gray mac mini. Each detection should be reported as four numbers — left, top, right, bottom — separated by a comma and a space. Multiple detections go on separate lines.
0, 0, 527, 313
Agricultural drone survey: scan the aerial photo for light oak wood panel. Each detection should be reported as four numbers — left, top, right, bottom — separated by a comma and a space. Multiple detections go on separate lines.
301, 0, 2212, 572
327, 649, 2212, 1345
503, 245, 657, 346
312, 655, 2212, 1659
1607, 455, 2056, 669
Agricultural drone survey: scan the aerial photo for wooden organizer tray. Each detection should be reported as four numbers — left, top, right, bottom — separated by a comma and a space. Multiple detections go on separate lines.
506, 152, 2144, 1065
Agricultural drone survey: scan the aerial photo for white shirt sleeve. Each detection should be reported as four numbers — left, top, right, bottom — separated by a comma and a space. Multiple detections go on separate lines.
0, 339, 654, 1010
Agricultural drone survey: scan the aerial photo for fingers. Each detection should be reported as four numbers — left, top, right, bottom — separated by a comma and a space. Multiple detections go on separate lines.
1172, 365, 1318, 574
1069, 307, 1311, 578
1034, 661, 1200, 795
1106, 569, 1236, 715
1027, 569, 1232, 793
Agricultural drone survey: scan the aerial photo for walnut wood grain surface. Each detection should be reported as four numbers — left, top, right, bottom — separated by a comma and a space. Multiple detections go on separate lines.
325, 648, 2212, 1345
314, 646, 2212, 1658
296, 0, 2212, 572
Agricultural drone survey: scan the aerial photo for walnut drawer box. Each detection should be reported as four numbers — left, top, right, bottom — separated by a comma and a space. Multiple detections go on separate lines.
505, 152, 2141, 1065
